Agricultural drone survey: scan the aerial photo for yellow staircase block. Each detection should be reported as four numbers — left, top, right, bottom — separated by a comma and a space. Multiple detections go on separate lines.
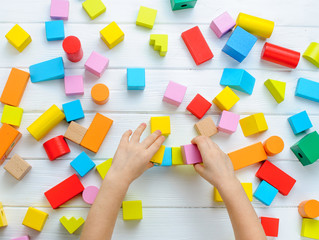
60, 216, 85, 234
150, 34, 168, 56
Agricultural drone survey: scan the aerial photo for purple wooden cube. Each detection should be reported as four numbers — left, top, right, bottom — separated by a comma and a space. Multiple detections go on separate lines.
217, 110, 240, 134
210, 12, 235, 38
163, 81, 187, 106
181, 144, 203, 164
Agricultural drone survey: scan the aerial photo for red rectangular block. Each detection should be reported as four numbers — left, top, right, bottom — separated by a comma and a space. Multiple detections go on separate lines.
181, 26, 214, 65
260, 217, 279, 237
256, 160, 296, 196
44, 174, 84, 209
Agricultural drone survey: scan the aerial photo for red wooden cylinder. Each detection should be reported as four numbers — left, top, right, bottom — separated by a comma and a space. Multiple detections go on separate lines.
62, 36, 83, 62
43, 135, 70, 161
261, 42, 300, 69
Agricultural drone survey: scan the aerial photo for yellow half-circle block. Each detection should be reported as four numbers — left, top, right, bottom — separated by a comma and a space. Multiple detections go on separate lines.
60, 216, 85, 234
303, 42, 319, 68
150, 34, 168, 57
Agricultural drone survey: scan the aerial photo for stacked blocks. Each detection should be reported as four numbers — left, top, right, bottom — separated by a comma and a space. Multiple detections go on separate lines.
71, 152, 96, 177
264, 79, 286, 103
127, 68, 145, 90
303, 42, 319, 68
5, 24, 32, 52
288, 111, 312, 135
217, 110, 240, 134
1, 105, 23, 127
213, 86, 240, 111
51, 0, 69, 20
163, 81, 187, 106
85, 51, 109, 77
82, 186, 99, 204
150, 116, 171, 136
100, 22, 124, 49
150, 34, 168, 56
91, 83, 109, 105
214, 183, 252, 202
0, 202, 8, 227
239, 113, 268, 137
0, 124, 22, 165
263, 136, 284, 156
301, 219, 319, 239
170, 0, 197, 11
181, 144, 202, 164
64, 75, 84, 96
298, 200, 319, 218
4, 154, 31, 180
254, 180, 278, 206
82, 0, 106, 20
260, 217, 279, 237
151, 145, 166, 165
45, 20, 65, 41
60, 217, 85, 234
161, 147, 172, 166
43, 135, 70, 161
295, 78, 319, 103
194, 117, 218, 137
220, 68, 255, 95
29, 57, 64, 83
210, 12, 235, 38
122, 200, 143, 220
136, 6, 157, 29
96, 158, 112, 179
64, 121, 87, 145
62, 100, 85, 122
22, 207, 49, 231
172, 147, 184, 165
186, 94, 212, 119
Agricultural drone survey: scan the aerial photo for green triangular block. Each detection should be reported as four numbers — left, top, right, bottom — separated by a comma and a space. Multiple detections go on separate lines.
264, 79, 286, 103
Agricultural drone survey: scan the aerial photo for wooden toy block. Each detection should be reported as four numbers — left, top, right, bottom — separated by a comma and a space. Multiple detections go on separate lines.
303, 42, 319, 68
288, 111, 312, 135
256, 160, 296, 196
62, 100, 84, 122
301, 218, 319, 239
170, 0, 197, 10
220, 68, 255, 95
136, 6, 157, 29
64, 121, 87, 145
210, 12, 235, 38
45, 174, 84, 209
85, 51, 109, 77
151, 145, 165, 165
5, 24, 31, 52
0, 202, 8, 227
82, 186, 99, 205
298, 200, 319, 218
261, 42, 300, 69
186, 94, 212, 119
11, 236, 29, 240
228, 142, 267, 170
291, 131, 319, 166
82, 0, 106, 20
80, 113, 113, 153
296, 77, 319, 103
163, 81, 187, 106
194, 117, 218, 137
45, 20, 65, 41
260, 217, 279, 237
263, 136, 284, 156
1, 105, 23, 127
264, 79, 286, 103
150, 116, 171, 136
91, 83, 109, 105
222, 26, 257, 63
62, 36, 83, 62
0, 124, 22, 166
4, 154, 31, 180
122, 200, 143, 220
217, 110, 240, 134
150, 34, 168, 56
127, 68, 145, 90
0, 68, 29, 107
96, 158, 112, 179
172, 147, 184, 165
181, 26, 214, 65
43, 135, 70, 161
22, 207, 48, 231
254, 180, 278, 206
27, 104, 65, 141
161, 147, 172, 166
213, 86, 240, 111
71, 152, 95, 177
214, 183, 252, 202
64, 75, 84, 96
239, 113, 268, 137
29, 57, 64, 83
181, 144, 202, 165
60, 216, 85, 234
100, 22, 124, 49
51, 0, 69, 20
236, 13, 275, 38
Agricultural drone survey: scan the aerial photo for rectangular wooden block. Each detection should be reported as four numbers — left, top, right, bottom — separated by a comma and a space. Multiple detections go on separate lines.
194, 117, 218, 137
22, 207, 48, 232
295, 78, 319, 103
214, 183, 252, 202
122, 200, 143, 220
301, 218, 319, 239
181, 144, 203, 164
239, 113, 268, 137
29, 57, 64, 83
0, 202, 8, 227
161, 147, 172, 166
127, 68, 145, 90
4, 154, 31, 180
0, 124, 22, 166
64, 121, 87, 145
151, 145, 165, 165
172, 147, 184, 165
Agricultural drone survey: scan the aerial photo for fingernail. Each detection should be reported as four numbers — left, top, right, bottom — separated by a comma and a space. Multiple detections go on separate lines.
156, 130, 162, 135
141, 123, 146, 127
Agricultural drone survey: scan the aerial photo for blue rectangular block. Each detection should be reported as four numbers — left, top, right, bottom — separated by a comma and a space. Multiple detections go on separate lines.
288, 111, 312, 135
254, 180, 278, 206
222, 26, 257, 63
127, 68, 145, 90
45, 20, 65, 41
220, 68, 256, 94
295, 78, 319, 103
62, 100, 84, 122
161, 147, 172, 166
30, 57, 65, 83
70, 152, 96, 177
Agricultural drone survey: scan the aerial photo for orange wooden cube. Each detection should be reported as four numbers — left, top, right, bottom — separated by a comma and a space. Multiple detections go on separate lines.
0, 124, 22, 165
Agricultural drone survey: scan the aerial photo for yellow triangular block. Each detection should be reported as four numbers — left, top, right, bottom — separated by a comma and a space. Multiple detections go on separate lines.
60, 216, 85, 234
150, 34, 168, 56
264, 79, 286, 104
96, 158, 113, 179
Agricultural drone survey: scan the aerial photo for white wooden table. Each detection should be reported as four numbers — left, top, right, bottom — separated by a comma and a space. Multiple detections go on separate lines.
0, 0, 319, 239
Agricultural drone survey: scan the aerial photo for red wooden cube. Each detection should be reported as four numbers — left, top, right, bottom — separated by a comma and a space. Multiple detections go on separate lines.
186, 94, 212, 119
260, 217, 279, 237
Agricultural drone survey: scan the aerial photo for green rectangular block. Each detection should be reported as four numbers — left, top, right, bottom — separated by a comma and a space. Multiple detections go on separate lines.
170, 0, 197, 11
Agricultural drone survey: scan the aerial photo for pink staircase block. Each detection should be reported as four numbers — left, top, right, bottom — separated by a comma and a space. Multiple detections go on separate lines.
64, 75, 84, 96
210, 12, 235, 38
163, 81, 187, 106
217, 110, 240, 134
181, 144, 203, 164
50, 0, 69, 20
85, 51, 109, 77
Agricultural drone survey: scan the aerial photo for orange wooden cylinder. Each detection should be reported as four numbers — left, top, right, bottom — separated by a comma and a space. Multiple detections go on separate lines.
298, 200, 319, 218
91, 83, 109, 105
263, 136, 284, 156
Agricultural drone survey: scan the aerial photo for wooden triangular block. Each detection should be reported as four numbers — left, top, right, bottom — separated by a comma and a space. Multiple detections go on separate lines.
264, 79, 286, 103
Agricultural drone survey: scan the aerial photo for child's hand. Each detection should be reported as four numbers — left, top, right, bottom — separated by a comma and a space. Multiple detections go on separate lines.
106, 123, 165, 187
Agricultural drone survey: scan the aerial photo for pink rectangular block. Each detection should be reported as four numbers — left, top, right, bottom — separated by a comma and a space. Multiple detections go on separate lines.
85, 51, 109, 78
50, 0, 69, 20
163, 81, 187, 106
11, 236, 30, 240
64, 75, 84, 96
210, 12, 236, 38
217, 110, 240, 134
181, 144, 203, 164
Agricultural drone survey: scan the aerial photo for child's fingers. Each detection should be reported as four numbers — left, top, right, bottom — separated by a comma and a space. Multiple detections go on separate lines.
146, 135, 166, 156
191, 136, 211, 153
193, 163, 205, 176
130, 123, 147, 143
119, 130, 132, 145
141, 130, 162, 148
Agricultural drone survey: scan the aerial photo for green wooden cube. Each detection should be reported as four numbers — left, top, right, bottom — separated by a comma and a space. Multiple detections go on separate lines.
170, 0, 197, 11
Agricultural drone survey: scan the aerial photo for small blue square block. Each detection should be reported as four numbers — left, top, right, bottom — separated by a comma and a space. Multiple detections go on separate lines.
222, 26, 257, 63
220, 68, 256, 94
45, 20, 65, 41
62, 99, 85, 122
30, 57, 65, 83
127, 68, 145, 90
161, 147, 172, 166
70, 152, 96, 177
295, 78, 319, 103
288, 111, 312, 135
254, 180, 278, 206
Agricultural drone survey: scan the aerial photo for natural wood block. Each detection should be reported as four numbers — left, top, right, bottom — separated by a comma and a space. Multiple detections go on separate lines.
4, 154, 31, 180
64, 121, 87, 145
194, 117, 218, 137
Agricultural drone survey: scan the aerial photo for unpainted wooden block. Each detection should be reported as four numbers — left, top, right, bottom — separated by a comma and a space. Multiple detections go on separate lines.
194, 117, 218, 137
4, 154, 31, 180
64, 121, 88, 145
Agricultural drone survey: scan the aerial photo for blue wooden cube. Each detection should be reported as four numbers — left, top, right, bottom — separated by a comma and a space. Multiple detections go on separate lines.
222, 26, 257, 63
70, 152, 96, 177
62, 100, 84, 122
127, 68, 145, 90
220, 68, 256, 94
295, 78, 319, 103
45, 20, 65, 41
288, 111, 312, 135
30, 57, 65, 83
254, 180, 278, 206
161, 147, 172, 166
170, 0, 197, 11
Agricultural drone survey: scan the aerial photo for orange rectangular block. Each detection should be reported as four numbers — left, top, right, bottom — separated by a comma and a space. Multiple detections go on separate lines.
0, 124, 22, 165
0, 68, 30, 107
228, 142, 267, 170
80, 113, 113, 153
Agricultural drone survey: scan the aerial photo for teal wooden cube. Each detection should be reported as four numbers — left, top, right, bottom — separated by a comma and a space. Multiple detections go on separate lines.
254, 180, 278, 206
170, 0, 197, 11
45, 20, 65, 41
70, 152, 95, 177
127, 68, 145, 90
62, 100, 84, 122
288, 111, 312, 135
161, 147, 172, 166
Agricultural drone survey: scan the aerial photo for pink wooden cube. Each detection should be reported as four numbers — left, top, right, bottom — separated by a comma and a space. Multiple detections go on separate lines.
217, 110, 240, 134
210, 12, 235, 38
181, 144, 203, 164
64, 75, 84, 96
11, 236, 30, 240
50, 0, 69, 20
85, 51, 109, 77
163, 81, 187, 106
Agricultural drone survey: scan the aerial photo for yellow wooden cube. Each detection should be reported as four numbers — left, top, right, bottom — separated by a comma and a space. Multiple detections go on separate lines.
151, 145, 165, 165
1, 105, 23, 127
239, 113, 268, 137
5, 24, 31, 52
213, 86, 240, 111
60, 216, 85, 234
96, 158, 112, 179
150, 34, 168, 57
150, 116, 171, 136
172, 147, 184, 165
214, 183, 253, 202
122, 200, 143, 220
100, 22, 124, 49
301, 218, 319, 239
136, 6, 157, 29
22, 207, 49, 232
82, 0, 106, 20
0, 202, 8, 228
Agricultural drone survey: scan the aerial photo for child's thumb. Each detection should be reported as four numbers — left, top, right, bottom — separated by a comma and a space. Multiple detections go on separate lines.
193, 163, 205, 176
